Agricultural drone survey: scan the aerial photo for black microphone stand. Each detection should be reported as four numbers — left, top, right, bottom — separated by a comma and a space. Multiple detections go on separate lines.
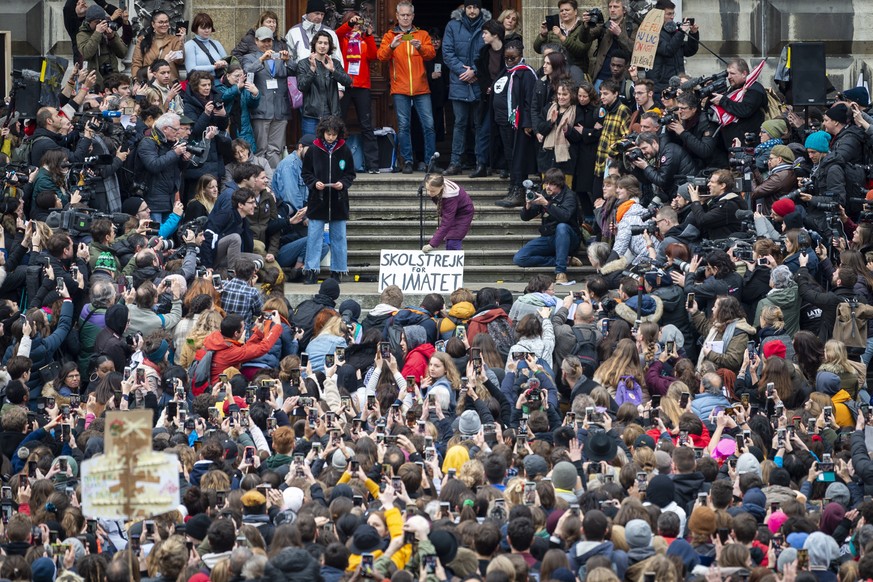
417, 154, 439, 248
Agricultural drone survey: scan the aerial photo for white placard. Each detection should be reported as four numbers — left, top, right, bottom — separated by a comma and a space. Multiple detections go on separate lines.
379, 250, 464, 294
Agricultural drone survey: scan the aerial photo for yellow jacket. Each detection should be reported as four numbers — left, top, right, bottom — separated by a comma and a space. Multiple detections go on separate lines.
346, 507, 411, 571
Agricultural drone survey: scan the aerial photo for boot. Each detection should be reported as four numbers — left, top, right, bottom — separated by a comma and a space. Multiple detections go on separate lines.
303, 271, 318, 285
469, 164, 489, 178
330, 271, 344, 283
495, 185, 525, 208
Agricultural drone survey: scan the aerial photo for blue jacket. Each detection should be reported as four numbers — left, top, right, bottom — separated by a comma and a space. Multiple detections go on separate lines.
272, 153, 308, 211
783, 250, 819, 278
442, 10, 485, 102
306, 333, 348, 373
691, 392, 731, 422
3, 300, 74, 400
247, 321, 298, 370
214, 81, 261, 153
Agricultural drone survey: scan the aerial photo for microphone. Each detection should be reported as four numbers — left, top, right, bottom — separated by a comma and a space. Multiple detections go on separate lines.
522, 179, 533, 189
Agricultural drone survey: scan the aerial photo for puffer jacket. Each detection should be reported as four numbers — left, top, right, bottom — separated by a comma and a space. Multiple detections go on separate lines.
245, 320, 297, 371
201, 325, 282, 388
213, 80, 260, 153
754, 282, 801, 335
442, 9, 487, 102
647, 25, 699, 92
612, 199, 647, 260
401, 343, 436, 383
691, 313, 757, 373
295, 56, 352, 120
428, 180, 474, 248
637, 141, 699, 199
614, 294, 664, 326
376, 26, 435, 96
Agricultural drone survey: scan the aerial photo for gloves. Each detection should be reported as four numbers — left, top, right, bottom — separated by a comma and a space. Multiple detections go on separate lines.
421, 244, 434, 253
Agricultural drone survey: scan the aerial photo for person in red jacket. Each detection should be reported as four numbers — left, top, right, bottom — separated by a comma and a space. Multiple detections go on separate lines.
335, 12, 380, 174
400, 325, 435, 382
201, 312, 282, 388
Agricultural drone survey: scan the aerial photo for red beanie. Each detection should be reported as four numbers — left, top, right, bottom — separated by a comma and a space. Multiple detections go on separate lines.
866, 189, 873, 202
763, 340, 787, 359
771, 198, 796, 217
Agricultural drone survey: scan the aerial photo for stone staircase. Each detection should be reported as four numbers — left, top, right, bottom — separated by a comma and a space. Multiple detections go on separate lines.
284, 173, 595, 309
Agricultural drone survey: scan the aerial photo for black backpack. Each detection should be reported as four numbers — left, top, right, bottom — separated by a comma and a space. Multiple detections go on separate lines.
570, 327, 599, 377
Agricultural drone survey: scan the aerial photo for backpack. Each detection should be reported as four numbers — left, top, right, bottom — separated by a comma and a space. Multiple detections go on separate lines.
11, 135, 52, 165
189, 348, 216, 396
762, 88, 786, 121
570, 327, 599, 377
486, 316, 515, 362
615, 375, 643, 406
832, 298, 873, 351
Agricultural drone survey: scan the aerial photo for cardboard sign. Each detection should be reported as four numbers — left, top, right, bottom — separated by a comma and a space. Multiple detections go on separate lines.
631, 9, 665, 69
81, 410, 180, 521
379, 250, 464, 293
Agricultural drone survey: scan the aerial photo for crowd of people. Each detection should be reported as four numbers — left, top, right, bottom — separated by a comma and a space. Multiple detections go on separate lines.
1, 0, 873, 581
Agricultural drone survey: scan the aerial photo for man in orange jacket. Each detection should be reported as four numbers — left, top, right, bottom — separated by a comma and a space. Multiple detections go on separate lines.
376, 1, 437, 174
202, 312, 283, 386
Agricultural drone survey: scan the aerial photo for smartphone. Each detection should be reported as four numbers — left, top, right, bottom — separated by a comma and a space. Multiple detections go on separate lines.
61, 424, 71, 444
644, 573, 656, 582
824, 406, 833, 422
166, 401, 178, 420
56, 278, 65, 292
325, 354, 335, 367
456, 325, 467, 341
27, 460, 37, 478
367, 394, 376, 410
246, 72, 255, 85
636, 471, 648, 492
212, 274, 222, 288
136, 368, 145, 384
379, 342, 390, 359
717, 528, 730, 544
686, 292, 695, 309
698, 492, 708, 504
679, 392, 690, 409
300, 353, 309, 367
797, 548, 809, 570
757, 257, 768, 266
145, 520, 155, 536
665, 340, 675, 354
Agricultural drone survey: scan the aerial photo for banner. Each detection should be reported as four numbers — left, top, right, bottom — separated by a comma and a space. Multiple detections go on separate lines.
630, 9, 665, 69
379, 250, 464, 293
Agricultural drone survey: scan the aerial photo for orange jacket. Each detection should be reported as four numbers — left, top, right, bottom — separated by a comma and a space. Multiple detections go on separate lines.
377, 27, 434, 96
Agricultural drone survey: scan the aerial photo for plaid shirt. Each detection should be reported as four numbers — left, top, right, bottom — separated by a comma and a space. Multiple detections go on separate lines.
594, 101, 631, 175
219, 278, 264, 330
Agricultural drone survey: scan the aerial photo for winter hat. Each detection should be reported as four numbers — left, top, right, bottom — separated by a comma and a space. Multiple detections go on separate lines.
430, 530, 459, 564
825, 482, 851, 507
787, 531, 809, 549
761, 118, 788, 139
843, 86, 870, 107
546, 509, 565, 535
820, 502, 846, 536
666, 539, 700, 573
770, 198, 795, 217
762, 340, 786, 360
349, 524, 381, 554
403, 325, 427, 350
743, 487, 767, 509
688, 506, 716, 536
767, 510, 788, 534
339, 299, 361, 322
805, 531, 840, 567
85, 4, 108, 22
319, 278, 340, 300
552, 461, 578, 491
523, 454, 550, 479
254, 26, 273, 40
736, 452, 761, 477
306, 0, 327, 13
645, 474, 674, 508
94, 252, 117, 274
332, 449, 348, 470
122, 196, 145, 217
776, 547, 797, 572
815, 371, 842, 396
625, 519, 652, 549
458, 409, 482, 436
712, 438, 736, 462
654, 450, 672, 474
146, 338, 170, 363
770, 144, 795, 163
241, 490, 266, 508
549, 568, 577, 582
31, 557, 56, 582
186, 513, 212, 541
283, 487, 304, 513
825, 103, 850, 125
330, 483, 354, 503
464, 0, 482, 7
263, 547, 322, 581
634, 434, 655, 450
804, 130, 832, 153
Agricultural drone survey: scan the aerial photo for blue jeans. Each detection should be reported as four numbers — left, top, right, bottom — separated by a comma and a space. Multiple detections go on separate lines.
277, 237, 328, 268
393, 94, 435, 164
451, 100, 486, 166
301, 116, 318, 136
305, 219, 347, 273
150, 212, 165, 223
513, 223, 581, 274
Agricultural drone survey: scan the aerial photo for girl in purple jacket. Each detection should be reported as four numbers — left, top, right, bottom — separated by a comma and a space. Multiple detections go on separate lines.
421, 174, 475, 252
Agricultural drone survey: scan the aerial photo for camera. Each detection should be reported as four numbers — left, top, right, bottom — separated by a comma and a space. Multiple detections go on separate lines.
630, 221, 657, 236
660, 110, 679, 126
733, 245, 754, 262
626, 148, 645, 162
587, 7, 605, 27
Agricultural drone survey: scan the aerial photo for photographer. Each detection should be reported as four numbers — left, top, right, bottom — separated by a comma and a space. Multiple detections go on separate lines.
804, 130, 846, 205
665, 92, 727, 169
43, 232, 91, 307
647, 1, 699, 94
182, 71, 230, 196
81, 114, 128, 214
580, 0, 637, 87
824, 103, 866, 165
642, 206, 699, 265
750, 144, 796, 214
629, 131, 697, 201
28, 107, 95, 167
512, 168, 582, 285
135, 112, 189, 223
687, 169, 747, 239
76, 6, 128, 90
674, 250, 743, 317
795, 251, 860, 343
710, 58, 766, 149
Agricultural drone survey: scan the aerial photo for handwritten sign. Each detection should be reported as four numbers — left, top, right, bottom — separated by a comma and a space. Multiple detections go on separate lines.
630, 9, 665, 69
379, 250, 464, 294
81, 410, 180, 521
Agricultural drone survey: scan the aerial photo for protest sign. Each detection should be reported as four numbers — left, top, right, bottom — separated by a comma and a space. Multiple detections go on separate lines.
379, 250, 464, 293
631, 9, 665, 69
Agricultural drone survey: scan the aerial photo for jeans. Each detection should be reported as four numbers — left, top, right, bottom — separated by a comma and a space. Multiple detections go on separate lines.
863, 336, 873, 367
301, 116, 318, 137
305, 219, 347, 273
450, 100, 486, 166
513, 223, 581, 274
393, 94, 435, 164
277, 237, 329, 268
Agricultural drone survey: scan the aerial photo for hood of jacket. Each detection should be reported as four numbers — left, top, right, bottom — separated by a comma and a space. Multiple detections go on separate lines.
448, 301, 475, 320
672, 471, 706, 501
765, 282, 799, 306
368, 303, 398, 318
471, 307, 509, 324
449, 7, 492, 25
203, 330, 237, 351
615, 294, 663, 323
652, 284, 685, 308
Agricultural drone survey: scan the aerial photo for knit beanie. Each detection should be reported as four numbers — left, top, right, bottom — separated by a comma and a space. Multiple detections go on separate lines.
306, 0, 327, 13
85, 4, 107, 21
804, 130, 831, 153
458, 409, 482, 436
771, 198, 796, 217
736, 452, 762, 477
122, 196, 145, 217
551, 461, 578, 491
825, 103, 849, 125
94, 251, 118, 274
624, 519, 652, 549
770, 144, 795, 163
761, 118, 787, 139
762, 340, 786, 359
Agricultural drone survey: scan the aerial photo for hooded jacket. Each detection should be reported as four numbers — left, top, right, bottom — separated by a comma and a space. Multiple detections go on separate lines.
94, 303, 132, 375
754, 282, 801, 335
302, 138, 356, 222
830, 124, 867, 165
612, 200, 648, 260
201, 324, 282, 387
614, 294, 664, 326
181, 84, 230, 182
428, 180, 475, 248
442, 9, 487, 102
816, 370, 856, 428
651, 284, 694, 341
691, 312, 757, 373
361, 304, 397, 338
570, 540, 628, 580
77, 20, 128, 89
295, 55, 353, 120
438, 301, 475, 338
306, 332, 347, 373
401, 343, 436, 383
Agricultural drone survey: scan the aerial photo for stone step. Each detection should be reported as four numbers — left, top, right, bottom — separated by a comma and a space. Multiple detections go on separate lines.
345, 219, 542, 237
338, 263, 595, 284
349, 204, 524, 221
346, 247, 524, 267
346, 234, 538, 250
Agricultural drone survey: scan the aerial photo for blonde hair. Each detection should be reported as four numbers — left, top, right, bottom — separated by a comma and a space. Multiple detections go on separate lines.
188, 310, 223, 343
487, 555, 517, 580
430, 352, 462, 388
760, 305, 785, 330
823, 339, 853, 372
593, 338, 644, 393
318, 315, 345, 338
193, 174, 218, 214
587, 567, 621, 582
498, 9, 521, 31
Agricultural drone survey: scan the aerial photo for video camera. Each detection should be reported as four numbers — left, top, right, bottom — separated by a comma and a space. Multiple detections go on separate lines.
0, 163, 33, 184
179, 216, 207, 238
630, 221, 657, 236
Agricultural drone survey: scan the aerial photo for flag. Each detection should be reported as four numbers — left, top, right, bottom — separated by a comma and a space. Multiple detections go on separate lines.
712, 59, 767, 126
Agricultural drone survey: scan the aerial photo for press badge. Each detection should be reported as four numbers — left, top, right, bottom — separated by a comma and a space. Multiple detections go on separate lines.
266, 78, 278, 90
348, 62, 361, 76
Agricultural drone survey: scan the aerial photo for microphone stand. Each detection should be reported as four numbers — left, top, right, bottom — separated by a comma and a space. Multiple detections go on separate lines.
673, 25, 728, 66
417, 154, 439, 248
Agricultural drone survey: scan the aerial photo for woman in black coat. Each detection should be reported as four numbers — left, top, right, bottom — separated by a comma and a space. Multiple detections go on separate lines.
569, 81, 604, 221
301, 116, 356, 284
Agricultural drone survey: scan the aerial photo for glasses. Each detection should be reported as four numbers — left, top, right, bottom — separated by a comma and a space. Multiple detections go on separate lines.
154, 19, 170, 25
245, 199, 256, 205
677, 106, 691, 111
